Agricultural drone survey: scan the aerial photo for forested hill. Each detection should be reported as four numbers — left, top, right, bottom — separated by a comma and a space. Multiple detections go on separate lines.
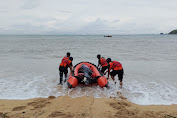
169, 30, 177, 34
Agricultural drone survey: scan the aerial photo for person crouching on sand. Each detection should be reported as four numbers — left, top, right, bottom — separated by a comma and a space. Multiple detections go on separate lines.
105, 58, 124, 88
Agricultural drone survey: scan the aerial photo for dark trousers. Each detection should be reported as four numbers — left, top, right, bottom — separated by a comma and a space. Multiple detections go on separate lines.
110, 69, 124, 82
59, 66, 68, 84
101, 66, 108, 74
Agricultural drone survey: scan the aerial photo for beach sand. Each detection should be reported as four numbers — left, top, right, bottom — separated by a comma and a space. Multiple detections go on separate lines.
0, 94, 177, 118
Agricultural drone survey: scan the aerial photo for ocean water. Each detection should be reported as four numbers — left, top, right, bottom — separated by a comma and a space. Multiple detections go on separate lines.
0, 35, 177, 105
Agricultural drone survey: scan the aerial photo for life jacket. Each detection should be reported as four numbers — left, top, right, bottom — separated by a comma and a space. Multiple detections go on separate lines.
62, 56, 69, 62
60, 56, 70, 67
67, 60, 72, 67
109, 61, 123, 70
100, 57, 108, 67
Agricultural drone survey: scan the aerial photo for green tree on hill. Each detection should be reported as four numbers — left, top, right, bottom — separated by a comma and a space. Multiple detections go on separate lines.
169, 30, 177, 34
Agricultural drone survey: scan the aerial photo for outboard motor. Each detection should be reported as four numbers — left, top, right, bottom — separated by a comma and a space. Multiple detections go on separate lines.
79, 64, 93, 85
82, 77, 90, 85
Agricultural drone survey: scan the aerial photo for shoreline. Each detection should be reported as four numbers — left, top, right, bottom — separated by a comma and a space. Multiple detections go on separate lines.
0, 96, 177, 118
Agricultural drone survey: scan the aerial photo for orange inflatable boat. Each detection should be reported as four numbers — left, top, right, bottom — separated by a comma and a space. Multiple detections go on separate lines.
67, 62, 108, 88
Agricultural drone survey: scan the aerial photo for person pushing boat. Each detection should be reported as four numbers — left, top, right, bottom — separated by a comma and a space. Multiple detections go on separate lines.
59, 52, 73, 85
105, 58, 124, 88
97, 54, 109, 74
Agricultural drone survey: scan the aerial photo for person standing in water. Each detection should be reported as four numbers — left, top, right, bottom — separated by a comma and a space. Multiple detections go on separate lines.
59, 52, 73, 85
106, 58, 124, 88
62, 52, 71, 62
97, 54, 109, 74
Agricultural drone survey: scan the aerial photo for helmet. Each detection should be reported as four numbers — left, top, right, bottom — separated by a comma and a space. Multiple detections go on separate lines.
106, 58, 112, 63
69, 57, 73, 61
97, 54, 101, 59
67, 52, 71, 57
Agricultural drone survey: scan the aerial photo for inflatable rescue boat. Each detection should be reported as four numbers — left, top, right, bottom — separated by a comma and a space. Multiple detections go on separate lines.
67, 62, 108, 88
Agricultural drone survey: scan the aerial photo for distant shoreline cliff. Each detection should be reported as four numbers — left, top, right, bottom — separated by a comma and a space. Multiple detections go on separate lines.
169, 30, 177, 34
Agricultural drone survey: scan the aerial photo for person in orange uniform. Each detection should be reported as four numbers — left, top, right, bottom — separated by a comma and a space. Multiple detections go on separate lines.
59, 52, 73, 85
97, 54, 109, 74
106, 58, 124, 88
62, 52, 71, 63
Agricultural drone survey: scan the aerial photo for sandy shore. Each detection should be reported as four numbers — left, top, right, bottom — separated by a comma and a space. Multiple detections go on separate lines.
0, 95, 177, 118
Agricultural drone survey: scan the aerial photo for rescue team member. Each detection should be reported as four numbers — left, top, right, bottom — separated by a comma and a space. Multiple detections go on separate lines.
62, 52, 71, 61
58, 52, 72, 85
59, 56, 73, 85
97, 54, 109, 74
106, 58, 124, 88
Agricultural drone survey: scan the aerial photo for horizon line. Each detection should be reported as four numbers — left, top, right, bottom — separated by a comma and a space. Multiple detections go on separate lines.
0, 33, 170, 36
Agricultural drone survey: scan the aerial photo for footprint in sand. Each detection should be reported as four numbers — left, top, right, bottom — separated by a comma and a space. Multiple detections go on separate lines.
27, 100, 51, 109
49, 111, 74, 118
109, 101, 131, 111
49, 111, 66, 117
27, 102, 37, 106
48, 96, 56, 99
164, 114, 177, 118
12, 106, 26, 111
119, 101, 131, 107
34, 102, 51, 109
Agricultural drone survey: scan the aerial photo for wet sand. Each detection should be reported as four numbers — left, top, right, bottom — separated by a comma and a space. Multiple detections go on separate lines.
0, 95, 177, 118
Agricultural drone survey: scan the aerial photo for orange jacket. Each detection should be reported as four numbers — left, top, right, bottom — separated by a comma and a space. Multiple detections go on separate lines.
99, 58, 108, 67
109, 61, 123, 71
60, 56, 70, 67
62, 56, 69, 62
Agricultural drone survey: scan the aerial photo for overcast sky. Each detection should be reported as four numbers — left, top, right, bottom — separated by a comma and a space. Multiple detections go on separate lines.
0, 0, 177, 35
